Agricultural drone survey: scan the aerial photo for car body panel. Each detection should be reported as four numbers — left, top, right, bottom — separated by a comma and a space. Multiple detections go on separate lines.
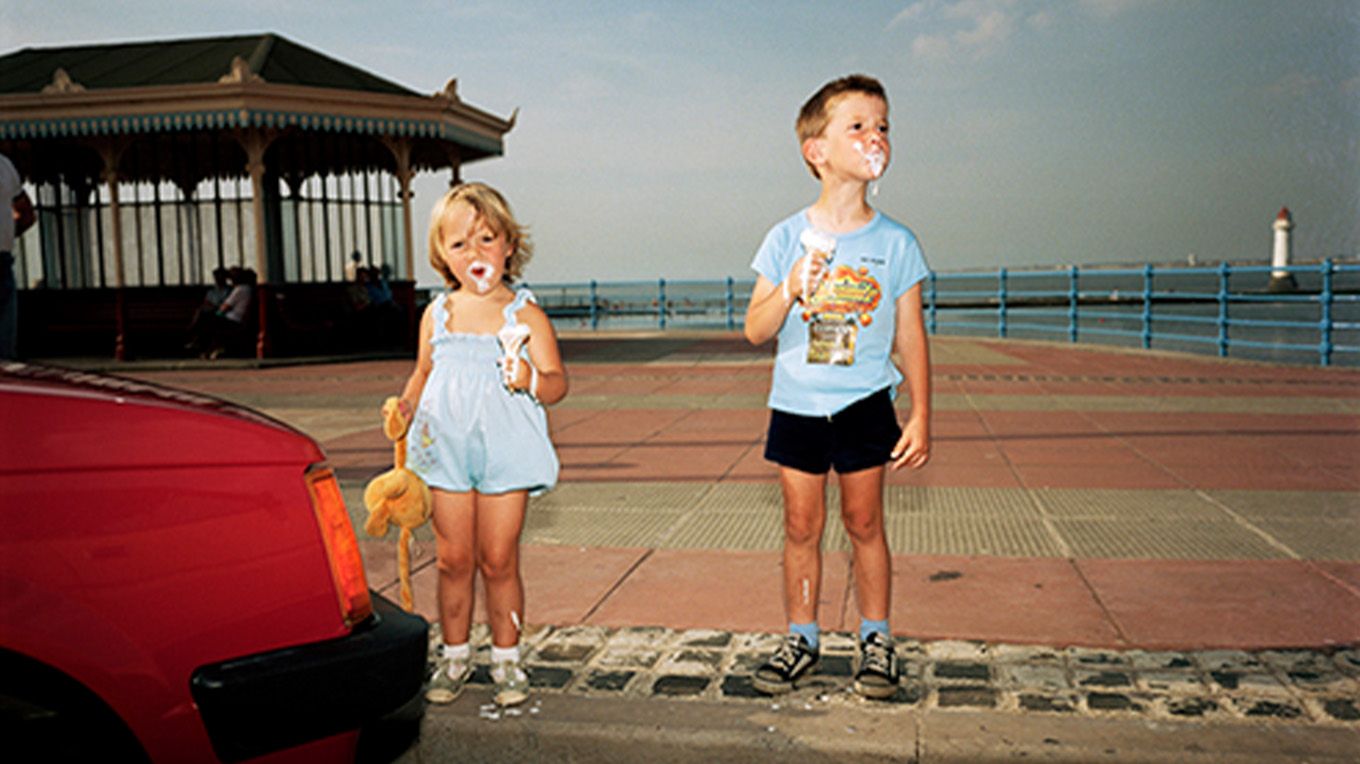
0, 364, 425, 762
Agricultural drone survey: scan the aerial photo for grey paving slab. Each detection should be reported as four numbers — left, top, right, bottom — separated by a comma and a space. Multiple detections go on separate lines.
886, 514, 1064, 557
1052, 518, 1290, 559
1208, 490, 1360, 521
1243, 519, 1360, 561
886, 486, 1045, 519
522, 508, 688, 548
1033, 488, 1230, 521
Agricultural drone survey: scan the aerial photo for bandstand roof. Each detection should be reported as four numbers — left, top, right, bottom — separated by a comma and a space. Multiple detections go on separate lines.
0, 33, 514, 181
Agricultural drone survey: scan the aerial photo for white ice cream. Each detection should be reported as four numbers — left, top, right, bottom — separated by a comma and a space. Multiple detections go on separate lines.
798, 229, 836, 303
497, 323, 531, 389
854, 141, 886, 178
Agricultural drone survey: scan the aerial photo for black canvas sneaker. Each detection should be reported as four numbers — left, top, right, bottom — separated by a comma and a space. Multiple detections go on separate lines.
853, 631, 900, 699
752, 634, 819, 695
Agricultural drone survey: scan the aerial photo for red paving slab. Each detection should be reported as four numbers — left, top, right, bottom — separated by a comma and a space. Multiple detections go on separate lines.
371, 543, 649, 628
583, 549, 853, 634
890, 556, 1124, 647
1074, 558, 1360, 650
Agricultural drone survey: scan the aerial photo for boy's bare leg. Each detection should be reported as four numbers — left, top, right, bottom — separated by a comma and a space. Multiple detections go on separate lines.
431, 489, 478, 644
839, 465, 891, 622
779, 467, 829, 624
475, 490, 529, 648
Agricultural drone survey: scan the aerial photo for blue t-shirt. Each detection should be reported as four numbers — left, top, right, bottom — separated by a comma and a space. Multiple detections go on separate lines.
751, 209, 929, 417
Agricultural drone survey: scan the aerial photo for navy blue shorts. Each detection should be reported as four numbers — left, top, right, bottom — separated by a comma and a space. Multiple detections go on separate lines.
764, 388, 902, 475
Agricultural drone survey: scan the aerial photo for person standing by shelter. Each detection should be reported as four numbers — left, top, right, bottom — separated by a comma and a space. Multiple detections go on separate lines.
0, 152, 36, 359
743, 75, 932, 699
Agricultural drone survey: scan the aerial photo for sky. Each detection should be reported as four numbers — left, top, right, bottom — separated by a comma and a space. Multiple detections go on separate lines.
3, 1, 1357, 285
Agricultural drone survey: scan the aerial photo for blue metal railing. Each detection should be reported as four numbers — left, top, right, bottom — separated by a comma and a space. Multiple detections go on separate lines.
435, 259, 1357, 366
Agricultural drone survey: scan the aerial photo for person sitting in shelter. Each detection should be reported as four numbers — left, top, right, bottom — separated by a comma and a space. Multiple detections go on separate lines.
185, 266, 231, 351
200, 266, 255, 359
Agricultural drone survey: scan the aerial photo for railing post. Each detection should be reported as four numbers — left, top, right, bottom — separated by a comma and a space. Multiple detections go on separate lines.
589, 279, 599, 330
1319, 259, 1333, 367
725, 276, 735, 330
997, 267, 1008, 338
1141, 264, 1153, 349
658, 278, 666, 329
927, 271, 937, 334
1216, 262, 1231, 357
1068, 265, 1079, 343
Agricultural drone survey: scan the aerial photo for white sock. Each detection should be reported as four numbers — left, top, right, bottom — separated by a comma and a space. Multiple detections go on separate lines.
440, 642, 471, 663
490, 645, 520, 664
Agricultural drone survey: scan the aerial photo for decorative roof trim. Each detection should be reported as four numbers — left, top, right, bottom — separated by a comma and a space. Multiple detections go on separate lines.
41, 68, 86, 94
218, 56, 264, 85
0, 108, 502, 153
0, 79, 510, 154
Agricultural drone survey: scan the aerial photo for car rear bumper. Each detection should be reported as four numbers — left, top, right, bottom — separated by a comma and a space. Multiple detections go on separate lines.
190, 592, 428, 763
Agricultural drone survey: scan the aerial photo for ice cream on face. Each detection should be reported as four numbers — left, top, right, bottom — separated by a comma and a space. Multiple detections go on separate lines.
798, 228, 836, 303
854, 141, 886, 178
466, 260, 497, 294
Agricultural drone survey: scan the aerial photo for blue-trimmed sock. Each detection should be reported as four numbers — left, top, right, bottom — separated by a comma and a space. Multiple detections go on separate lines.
859, 618, 890, 642
789, 621, 820, 651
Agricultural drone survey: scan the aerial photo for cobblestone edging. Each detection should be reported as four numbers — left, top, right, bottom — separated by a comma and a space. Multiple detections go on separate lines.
432, 625, 1360, 726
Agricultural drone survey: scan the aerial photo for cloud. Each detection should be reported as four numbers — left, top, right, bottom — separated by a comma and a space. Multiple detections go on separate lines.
1262, 71, 1323, 99
1076, 0, 1150, 20
892, 0, 1020, 61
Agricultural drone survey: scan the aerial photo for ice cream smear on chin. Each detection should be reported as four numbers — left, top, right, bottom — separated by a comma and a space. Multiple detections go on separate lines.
497, 323, 531, 388
854, 141, 886, 178
467, 261, 496, 294
798, 229, 836, 302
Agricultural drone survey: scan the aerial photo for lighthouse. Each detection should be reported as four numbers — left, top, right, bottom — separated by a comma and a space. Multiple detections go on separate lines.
1267, 207, 1297, 293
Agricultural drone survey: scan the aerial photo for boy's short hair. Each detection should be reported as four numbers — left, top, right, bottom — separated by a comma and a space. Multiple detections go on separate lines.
427, 181, 533, 289
796, 74, 888, 179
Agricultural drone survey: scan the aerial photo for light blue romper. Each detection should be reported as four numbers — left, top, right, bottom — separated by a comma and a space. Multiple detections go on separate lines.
408, 288, 559, 496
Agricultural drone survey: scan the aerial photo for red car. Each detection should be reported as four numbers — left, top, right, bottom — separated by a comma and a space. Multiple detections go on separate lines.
0, 363, 427, 763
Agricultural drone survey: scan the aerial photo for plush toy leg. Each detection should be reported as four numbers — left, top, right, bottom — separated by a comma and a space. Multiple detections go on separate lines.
398, 526, 415, 612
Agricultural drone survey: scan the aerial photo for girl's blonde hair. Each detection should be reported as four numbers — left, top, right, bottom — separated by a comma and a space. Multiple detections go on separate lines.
427, 182, 533, 288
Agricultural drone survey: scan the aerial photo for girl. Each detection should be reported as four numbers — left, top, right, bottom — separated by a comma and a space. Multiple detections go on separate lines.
397, 182, 566, 707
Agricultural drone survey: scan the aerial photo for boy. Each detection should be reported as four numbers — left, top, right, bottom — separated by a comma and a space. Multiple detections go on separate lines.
744, 75, 931, 699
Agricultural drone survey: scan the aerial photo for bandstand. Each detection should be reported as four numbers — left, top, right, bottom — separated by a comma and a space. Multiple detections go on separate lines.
0, 33, 514, 359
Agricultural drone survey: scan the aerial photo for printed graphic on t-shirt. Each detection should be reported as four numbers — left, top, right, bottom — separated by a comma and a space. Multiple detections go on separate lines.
800, 264, 882, 327
806, 316, 857, 365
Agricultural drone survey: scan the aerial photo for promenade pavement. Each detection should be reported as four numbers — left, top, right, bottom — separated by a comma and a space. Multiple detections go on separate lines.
114, 332, 1360, 762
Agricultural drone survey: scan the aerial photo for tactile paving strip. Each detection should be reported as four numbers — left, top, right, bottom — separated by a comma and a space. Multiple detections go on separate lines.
1207, 491, 1360, 522
887, 514, 1063, 557
1238, 519, 1360, 561
1052, 519, 1288, 560
1034, 489, 1228, 521
532, 482, 711, 512
523, 508, 687, 548
886, 486, 1044, 519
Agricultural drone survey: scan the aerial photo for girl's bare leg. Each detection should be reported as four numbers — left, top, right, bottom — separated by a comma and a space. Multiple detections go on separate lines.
474, 489, 529, 648
431, 489, 477, 644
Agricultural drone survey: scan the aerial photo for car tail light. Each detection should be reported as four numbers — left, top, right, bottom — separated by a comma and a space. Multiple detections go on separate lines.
305, 465, 373, 627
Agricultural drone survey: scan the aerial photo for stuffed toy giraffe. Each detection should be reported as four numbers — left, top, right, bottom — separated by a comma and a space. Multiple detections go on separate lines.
363, 396, 432, 612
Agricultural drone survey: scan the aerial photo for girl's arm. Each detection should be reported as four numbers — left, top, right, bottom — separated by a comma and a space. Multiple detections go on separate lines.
511, 303, 568, 406
397, 302, 436, 416
889, 283, 931, 470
